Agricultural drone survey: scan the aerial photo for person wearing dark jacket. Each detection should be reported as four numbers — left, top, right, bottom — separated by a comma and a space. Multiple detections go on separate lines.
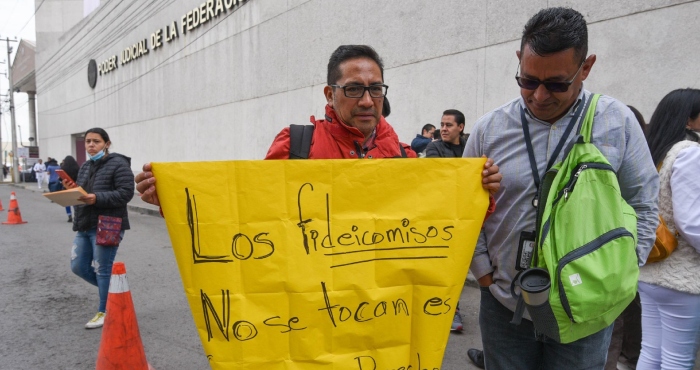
425, 109, 467, 158
411, 123, 436, 155
62, 128, 134, 329
60, 156, 81, 222
61, 155, 80, 182
47, 161, 68, 220
424, 110, 473, 340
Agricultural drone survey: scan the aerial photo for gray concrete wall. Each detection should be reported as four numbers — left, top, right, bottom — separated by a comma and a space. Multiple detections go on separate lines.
35, 0, 700, 169
35, 0, 84, 53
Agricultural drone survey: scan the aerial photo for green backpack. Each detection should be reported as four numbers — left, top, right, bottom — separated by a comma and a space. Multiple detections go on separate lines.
527, 94, 639, 343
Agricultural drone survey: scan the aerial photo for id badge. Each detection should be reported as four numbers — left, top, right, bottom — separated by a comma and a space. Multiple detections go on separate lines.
516, 231, 536, 271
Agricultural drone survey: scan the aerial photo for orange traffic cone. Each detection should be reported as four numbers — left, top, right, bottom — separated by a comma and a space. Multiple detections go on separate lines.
0, 198, 4, 211
96, 262, 155, 370
2, 192, 27, 225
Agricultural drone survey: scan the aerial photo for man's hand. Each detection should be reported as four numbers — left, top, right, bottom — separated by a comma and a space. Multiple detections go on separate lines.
481, 155, 501, 195
477, 273, 494, 288
134, 163, 160, 206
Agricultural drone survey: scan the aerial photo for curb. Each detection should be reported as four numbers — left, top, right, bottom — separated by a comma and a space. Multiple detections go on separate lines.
127, 203, 161, 217
8, 183, 47, 193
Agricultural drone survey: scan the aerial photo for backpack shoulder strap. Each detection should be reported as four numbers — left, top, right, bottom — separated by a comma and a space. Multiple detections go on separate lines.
560, 94, 599, 157
289, 124, 315, 159
399, 144, 407, 158
577, 93, 601, 143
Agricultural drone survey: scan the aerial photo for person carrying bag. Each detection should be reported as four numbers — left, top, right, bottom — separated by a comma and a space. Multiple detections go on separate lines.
63, 128, 134, 329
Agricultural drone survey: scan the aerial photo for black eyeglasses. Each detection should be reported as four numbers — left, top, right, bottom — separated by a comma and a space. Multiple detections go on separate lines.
515, 62, 584, 93
330, 84, 389, 98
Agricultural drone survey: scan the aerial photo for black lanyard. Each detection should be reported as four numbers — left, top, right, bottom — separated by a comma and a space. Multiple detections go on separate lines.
520, 96, 586, 207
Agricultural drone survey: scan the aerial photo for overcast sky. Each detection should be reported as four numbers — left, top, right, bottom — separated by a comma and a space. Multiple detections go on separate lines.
1, 0, 37, 158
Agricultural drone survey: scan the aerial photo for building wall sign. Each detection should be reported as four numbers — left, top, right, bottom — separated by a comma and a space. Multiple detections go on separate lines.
121, 39, 149, 65
97, 55, 117, 76
88, 0, 249, 86
180, 0, 240, 35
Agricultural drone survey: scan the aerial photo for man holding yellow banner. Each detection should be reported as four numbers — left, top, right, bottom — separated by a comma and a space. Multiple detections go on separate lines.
136, 45, 502, 195
135, 45, 501, 369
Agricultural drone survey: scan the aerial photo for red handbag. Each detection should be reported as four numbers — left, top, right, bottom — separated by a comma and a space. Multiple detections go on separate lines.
96, 215, 122, 246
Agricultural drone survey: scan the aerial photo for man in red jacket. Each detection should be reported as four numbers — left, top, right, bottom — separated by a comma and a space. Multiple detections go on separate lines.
136, 45, 501, 203
266, 45, 414, 160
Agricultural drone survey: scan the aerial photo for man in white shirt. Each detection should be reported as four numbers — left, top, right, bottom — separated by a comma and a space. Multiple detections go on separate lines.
33, 159, 47, 189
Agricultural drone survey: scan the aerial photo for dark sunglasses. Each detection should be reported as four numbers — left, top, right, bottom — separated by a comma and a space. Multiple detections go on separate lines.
515, 62, 584, 93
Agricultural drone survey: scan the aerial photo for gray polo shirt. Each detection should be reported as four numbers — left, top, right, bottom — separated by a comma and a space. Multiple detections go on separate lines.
465, 88, 659, 313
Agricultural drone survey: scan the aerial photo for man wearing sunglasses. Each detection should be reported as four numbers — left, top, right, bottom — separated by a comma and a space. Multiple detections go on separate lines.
464, 7, 658, 370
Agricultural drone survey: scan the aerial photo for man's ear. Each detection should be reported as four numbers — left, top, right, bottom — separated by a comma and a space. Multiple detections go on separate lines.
580, 54, 596, 81
516, 49, 521, 59
324, 85, 334, 107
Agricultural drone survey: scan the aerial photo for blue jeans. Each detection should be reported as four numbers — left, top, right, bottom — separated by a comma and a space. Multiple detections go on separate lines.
479, 286, 613, 370
70, 229, 122, 312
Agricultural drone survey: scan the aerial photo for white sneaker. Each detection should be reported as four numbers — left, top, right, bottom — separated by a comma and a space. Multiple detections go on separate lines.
85, 312, 106, 329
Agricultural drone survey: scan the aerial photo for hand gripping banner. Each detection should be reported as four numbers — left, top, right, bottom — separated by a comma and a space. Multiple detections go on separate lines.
152, 158, 488, 370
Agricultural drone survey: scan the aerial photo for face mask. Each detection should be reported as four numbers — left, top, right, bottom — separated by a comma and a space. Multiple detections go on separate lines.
88, 149, 105, 161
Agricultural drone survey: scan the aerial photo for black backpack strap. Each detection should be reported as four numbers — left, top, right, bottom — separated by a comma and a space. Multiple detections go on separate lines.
577, 94, 601, 143
399, 144, 407, 158
561, 94, 597, 158
509, 270, 527, 325
289, 124, 314, 159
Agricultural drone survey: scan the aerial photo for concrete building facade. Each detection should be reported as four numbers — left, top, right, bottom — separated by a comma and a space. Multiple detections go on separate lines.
34, 0, 700, 169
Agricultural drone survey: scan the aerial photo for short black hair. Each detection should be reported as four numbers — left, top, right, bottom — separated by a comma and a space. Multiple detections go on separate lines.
647, 88, 700, 166
443, 109, 465, 126
383, 97, 391, 117
422, 124, 436, 134
521, 7, 588, 64
327, 45, 384, 85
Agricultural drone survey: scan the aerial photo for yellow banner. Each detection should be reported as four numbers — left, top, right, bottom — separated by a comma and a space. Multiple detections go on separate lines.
153, 158, 487, 370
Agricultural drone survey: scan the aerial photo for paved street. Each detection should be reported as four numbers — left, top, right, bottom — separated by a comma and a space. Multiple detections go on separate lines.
0, 184, 484, 370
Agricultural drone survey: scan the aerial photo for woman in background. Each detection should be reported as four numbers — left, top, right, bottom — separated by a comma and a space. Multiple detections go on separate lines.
638, 88, 700, 369
62, 128, 134, 329
61, 156, 80, 222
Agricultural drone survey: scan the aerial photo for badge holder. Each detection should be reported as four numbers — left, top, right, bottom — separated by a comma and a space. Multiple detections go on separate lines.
516, 231, 536, 271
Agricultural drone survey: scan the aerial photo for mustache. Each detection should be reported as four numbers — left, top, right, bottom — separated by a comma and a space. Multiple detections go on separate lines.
352, 108, 377, 116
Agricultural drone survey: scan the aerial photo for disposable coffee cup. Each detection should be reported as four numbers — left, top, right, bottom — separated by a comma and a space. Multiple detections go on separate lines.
519, 268, 551, 306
